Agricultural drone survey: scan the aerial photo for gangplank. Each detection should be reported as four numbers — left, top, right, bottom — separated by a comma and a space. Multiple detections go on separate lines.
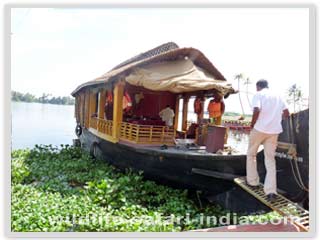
234, 177, 309, 232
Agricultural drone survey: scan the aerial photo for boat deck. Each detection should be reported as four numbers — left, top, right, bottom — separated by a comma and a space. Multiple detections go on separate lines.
119, 139, 247, 156
119, 138, 264, 157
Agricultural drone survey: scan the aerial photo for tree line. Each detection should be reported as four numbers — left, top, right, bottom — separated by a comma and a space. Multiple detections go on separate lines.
11, 91, 75, 105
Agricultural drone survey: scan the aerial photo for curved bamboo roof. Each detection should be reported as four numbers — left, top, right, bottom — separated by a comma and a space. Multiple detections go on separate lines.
71, 42, 233, 96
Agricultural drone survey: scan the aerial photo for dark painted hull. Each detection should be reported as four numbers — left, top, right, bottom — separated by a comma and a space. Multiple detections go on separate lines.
78, 109, 309, 212
80, 129, 246, 193
80, 129, 270, 213
257, 109, 309, 207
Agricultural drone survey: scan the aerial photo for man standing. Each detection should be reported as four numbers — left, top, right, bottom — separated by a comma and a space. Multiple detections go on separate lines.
207, 92, 225, 125
246, 79, 289, 202
159, 105, 175, 127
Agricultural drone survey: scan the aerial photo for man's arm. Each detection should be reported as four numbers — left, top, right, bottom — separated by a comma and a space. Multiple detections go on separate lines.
171, 109, 175, 117
250, 107, 260, 128
282, 109, 290, 119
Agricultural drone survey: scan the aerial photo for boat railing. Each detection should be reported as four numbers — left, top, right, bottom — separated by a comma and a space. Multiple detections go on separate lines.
90, 116, 98, 129
90, 117, 113, 136
120, 122, 175, 145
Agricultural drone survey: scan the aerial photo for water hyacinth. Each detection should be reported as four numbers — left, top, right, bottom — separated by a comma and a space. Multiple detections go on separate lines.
11, 145, 281, 232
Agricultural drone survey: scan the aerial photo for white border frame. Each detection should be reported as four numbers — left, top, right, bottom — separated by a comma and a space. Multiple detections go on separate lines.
3, 3, 317, 238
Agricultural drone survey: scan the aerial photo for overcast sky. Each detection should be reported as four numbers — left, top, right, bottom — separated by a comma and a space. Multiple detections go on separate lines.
11, 8, 309, 113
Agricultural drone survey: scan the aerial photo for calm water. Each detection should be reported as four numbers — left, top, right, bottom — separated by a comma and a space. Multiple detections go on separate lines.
11, 102, 76, 150
226, 130, 250, 154
11, 102, 249, 152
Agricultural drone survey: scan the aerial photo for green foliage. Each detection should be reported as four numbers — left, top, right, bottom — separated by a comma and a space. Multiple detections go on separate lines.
287, 84, 303, 112
11, 150, 31, 184
11, 145, 280, 232
11, 91, 75, 105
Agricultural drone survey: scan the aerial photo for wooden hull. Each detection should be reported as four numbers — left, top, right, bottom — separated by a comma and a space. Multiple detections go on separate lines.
78, 109, 309, 212
80, 129, 245, 192
79, 129, 270, 213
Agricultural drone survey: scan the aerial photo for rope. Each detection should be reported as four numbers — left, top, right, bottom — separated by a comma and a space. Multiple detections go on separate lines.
295, 115, 300, 134
287, 114, 309, 192
288, 152, 308, 191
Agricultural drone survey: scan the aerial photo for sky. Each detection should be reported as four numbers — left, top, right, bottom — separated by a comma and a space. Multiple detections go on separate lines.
11, 8, 309, 113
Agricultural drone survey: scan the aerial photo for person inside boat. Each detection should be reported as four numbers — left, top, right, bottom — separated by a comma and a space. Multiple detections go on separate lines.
159, 105, 175, 127
246, 79, 290, 202
194, 95, 205, 124
207, 92, 225, 125
104, 90, 113, 120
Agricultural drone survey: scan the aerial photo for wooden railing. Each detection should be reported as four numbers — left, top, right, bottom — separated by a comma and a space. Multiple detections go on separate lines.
90, 116, 98, 129
120, 122, 175, 145
90, 118, 175, 144
90, 117, 113, 136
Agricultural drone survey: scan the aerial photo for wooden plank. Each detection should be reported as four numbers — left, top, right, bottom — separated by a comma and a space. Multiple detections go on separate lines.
277, 141, 296, 150
192, 168, 241, 181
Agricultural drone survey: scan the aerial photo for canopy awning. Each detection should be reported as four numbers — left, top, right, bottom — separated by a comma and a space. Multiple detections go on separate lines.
125, 59, 235, 95
71, 44, 236, 97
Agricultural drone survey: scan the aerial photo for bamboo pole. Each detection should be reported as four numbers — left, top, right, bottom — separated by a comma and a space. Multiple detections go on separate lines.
112, 81, 124, 140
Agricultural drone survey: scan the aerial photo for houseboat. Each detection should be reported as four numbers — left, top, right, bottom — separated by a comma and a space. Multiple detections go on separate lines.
71, 42, 309, 212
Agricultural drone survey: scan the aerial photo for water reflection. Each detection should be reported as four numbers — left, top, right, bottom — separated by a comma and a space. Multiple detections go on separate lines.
227, 129, 250, 154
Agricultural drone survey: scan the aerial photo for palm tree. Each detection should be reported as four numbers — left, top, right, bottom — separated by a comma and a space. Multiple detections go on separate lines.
287, 84, 302, 112
234, 73, 245, 118
243, 77, 252, 109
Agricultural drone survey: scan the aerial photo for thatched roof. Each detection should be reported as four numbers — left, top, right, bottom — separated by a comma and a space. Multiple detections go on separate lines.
111, 42, 179, 71
71, 42, 231, 96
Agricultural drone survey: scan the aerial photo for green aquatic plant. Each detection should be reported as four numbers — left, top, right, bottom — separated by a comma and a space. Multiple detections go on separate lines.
11, 145, 281, 232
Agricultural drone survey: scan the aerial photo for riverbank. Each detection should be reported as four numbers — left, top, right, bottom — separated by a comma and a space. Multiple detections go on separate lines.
11, 91, 75, 105
11, 145, 281, 232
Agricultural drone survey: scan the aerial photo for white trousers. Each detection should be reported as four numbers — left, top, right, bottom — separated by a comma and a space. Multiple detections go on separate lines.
246, 129, 278, 195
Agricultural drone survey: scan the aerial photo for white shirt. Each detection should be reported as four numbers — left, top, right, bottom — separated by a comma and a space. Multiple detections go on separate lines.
252, 88, 288, 134
159, 107, 175, 126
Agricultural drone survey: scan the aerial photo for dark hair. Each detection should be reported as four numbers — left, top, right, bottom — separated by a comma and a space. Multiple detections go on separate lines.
166, 105, 170, 108
256, 79, 269, 89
